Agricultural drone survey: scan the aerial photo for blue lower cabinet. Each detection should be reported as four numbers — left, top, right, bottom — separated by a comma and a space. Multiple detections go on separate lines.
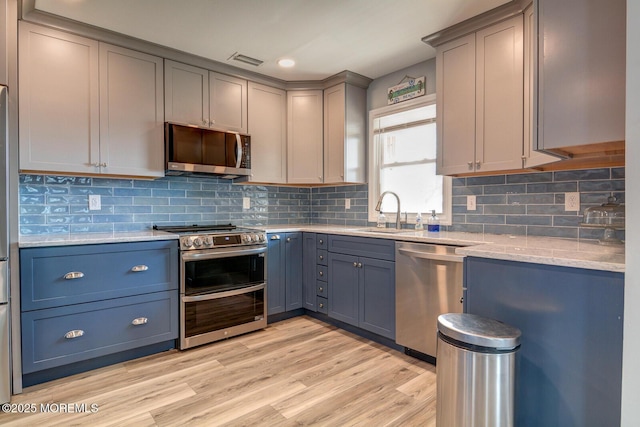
327, 251, 396, 340
267, 232, 302, 316
465, 257, 624, 427
302, 233, 317, 311
22, 290, 179, 374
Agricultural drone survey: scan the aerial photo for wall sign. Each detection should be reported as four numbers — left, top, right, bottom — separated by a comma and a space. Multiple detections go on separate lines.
387, 76, 426, 105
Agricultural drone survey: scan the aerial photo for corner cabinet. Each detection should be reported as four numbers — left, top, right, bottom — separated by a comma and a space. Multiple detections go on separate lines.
164, 59, 247, 134
247, 82, 287, 183
287, 90, 324, 184
323, 83, 366, 184
535, 0, 625, 154
266, 232, 302, 316
18, 22, 164, 178
20, 240, 179, 386
436, 15, 524, 175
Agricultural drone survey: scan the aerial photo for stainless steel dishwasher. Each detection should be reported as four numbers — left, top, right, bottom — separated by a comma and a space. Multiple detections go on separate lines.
395, 241, 465, 360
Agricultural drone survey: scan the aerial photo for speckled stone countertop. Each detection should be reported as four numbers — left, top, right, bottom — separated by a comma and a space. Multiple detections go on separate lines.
19, 225, 624, 273
258, 225, 625, 273
19, 230, 178, 248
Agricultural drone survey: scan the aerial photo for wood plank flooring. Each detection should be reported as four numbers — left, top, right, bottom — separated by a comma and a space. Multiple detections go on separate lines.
0, 316, 437, 426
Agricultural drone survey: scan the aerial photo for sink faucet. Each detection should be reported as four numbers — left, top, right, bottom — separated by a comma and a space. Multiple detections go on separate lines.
375, 191, 403, 229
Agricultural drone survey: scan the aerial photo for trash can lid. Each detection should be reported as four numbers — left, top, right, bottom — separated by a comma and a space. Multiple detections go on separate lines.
437, 313, 521, 350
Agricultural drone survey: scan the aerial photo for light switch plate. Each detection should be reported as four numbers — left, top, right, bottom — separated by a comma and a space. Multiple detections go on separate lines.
565, 192, 580, 211
243, 197, 251, 210
467, 195, 477, 211
345, 199, 351, 209
89, 194, 101, 211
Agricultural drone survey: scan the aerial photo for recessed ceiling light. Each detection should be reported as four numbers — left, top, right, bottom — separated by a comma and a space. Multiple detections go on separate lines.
278, 58, 295, 68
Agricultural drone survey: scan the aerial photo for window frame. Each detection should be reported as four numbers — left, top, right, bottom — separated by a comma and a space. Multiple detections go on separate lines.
367, 94, 452, 225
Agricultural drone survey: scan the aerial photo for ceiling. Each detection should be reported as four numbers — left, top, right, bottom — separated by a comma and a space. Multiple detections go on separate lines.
33, 0, 511, 82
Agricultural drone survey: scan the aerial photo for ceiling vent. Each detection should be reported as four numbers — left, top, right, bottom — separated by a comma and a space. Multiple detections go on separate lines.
228, 52, 263, 67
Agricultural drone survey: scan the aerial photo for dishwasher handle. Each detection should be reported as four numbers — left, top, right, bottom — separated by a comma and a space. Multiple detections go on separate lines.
397, 247, 465, 263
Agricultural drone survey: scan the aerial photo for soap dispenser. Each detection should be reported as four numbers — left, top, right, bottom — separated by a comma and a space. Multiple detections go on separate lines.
427, 210, 440, 232
415, 212, 423, 230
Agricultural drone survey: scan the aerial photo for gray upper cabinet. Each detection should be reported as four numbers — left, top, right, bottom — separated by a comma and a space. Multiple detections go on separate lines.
164, 60, 248, 134
19, 22, 164, 177
287, 90, 324, 184
323, 83, 366, 184
98, 44, 164, 177
19, 23, 100, 175
436, 15, 524, 175
164, 60, 209, 128
0, 0, 7, 86
535, 0, 625, 154
247, 82, 287, 183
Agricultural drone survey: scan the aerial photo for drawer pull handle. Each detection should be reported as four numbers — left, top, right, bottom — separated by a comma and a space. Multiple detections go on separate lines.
131, 317, 148, 326
131, 265, 149, 272
64, 272, 84, 280
64, 330, 84, 339
270, 235, 280, 240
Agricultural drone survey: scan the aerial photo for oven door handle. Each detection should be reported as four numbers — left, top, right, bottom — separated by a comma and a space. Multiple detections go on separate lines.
182, 283, 266, 302
181, 246, 267, 262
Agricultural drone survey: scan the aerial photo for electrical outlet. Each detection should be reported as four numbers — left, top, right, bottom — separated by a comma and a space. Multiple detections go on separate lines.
345, 199, 351, 209
565, 192, 580, 211
89, 194, 101, 211
242, 197, 251, 210
467, 195, 477, 211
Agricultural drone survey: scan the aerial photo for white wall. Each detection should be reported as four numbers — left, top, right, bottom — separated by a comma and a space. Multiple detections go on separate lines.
621, 1, 639, 424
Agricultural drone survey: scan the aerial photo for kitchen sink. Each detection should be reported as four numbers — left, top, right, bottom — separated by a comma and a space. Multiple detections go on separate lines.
352, 227, 416, 234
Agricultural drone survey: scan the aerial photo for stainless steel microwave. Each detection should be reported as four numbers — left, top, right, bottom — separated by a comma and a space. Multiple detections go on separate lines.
165, 122, 251, 179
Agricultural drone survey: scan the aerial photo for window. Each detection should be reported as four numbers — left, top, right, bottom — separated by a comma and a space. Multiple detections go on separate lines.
368, 95, 451, 225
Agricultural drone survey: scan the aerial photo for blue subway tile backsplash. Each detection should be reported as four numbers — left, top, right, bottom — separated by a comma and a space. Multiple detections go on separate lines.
19, 167, 626, 242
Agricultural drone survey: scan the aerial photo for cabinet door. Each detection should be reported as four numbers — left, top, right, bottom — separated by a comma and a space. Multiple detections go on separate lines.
327, 252, 359, 327
164, 60, 209, 127
19, 22, 100, 174
267, 233, 285, 315
302, 233, 317, 311
287, 90, 324, 184
284, 232, 303, 311
247, 82, 287, 183
436, 34, 476, 175
523, 5, 558, 168
209, 71, 247, 133
324, 83, 366, 184
475, 16, 524, 172
536, 0, 625, 151
358, 257, 395, 339
0, 0, 7, 86
99, 44, 164, 177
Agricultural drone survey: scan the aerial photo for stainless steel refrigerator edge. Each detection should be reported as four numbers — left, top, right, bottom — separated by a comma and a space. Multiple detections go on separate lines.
395, 241, 464, 359
0, 85, 10, 403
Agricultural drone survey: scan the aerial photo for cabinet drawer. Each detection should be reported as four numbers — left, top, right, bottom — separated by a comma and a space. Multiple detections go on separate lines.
21, 290, 179, 374
328, 235, 395, 261
21, 240, 178, 311
316, 234, 327, 249
317, 249, 328, 265
317, 281, 327, 297
317, 265, 327, 281
317, 297, 328, 314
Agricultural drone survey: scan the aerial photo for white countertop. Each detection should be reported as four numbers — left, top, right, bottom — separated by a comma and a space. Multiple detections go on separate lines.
258, 224, 625, 273
18, 225, 625, 273
19, 230, 178, 247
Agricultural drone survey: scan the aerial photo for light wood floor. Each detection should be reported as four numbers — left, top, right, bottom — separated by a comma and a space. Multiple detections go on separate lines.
0, 316, 437, 426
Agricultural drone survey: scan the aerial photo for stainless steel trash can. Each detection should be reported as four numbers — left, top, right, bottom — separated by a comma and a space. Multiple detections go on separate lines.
436, 313, 521, 427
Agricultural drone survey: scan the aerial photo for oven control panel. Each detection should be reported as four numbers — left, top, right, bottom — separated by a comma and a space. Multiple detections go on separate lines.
180, 232, 266, 250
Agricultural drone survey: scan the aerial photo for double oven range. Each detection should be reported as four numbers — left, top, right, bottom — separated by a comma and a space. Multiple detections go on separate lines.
154, 224, 267, 350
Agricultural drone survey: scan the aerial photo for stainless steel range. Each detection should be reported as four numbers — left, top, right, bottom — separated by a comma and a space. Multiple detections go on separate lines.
153, 224, 267, 350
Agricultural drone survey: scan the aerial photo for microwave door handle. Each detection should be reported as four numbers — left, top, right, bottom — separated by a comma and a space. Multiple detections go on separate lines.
235, 133, 242, 169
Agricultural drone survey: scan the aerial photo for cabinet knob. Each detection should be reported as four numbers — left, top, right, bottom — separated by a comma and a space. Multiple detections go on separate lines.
319, 302, 324, 308
460, 297, 464, 304
318, 287, 323, 292
93, 162, 101, 168
64, 330, 84, 339
131, 317, 148, 326
357, 262, 362, 268
319, 255, 324, 260
476, 160, 481, 169
319, 271, 324, 276
286, 237, 291, 242
202, 120, 208, 126
319, 239, 324, 245
64, 271, 84, 280
353, 262, 357, 267
131, 265, 149, 272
